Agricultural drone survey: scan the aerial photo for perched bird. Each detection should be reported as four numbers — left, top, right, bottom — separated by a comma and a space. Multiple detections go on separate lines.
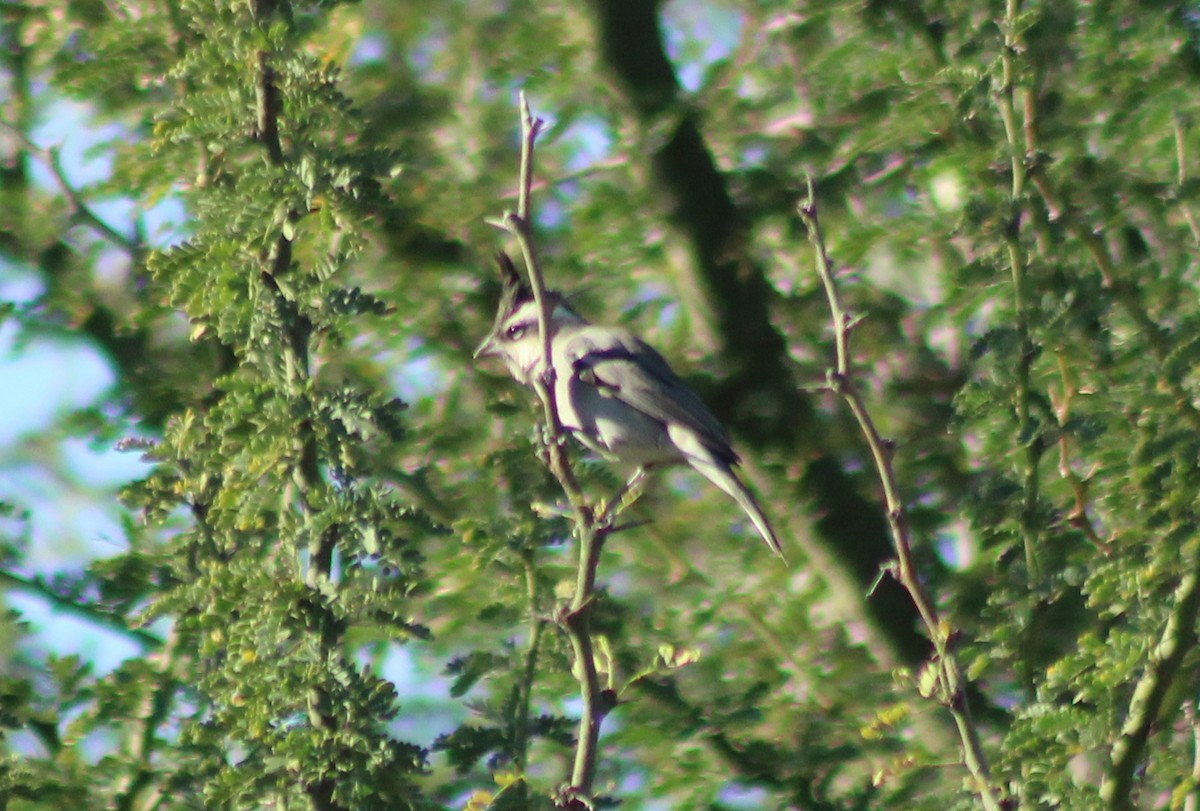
475, 253, 784, 558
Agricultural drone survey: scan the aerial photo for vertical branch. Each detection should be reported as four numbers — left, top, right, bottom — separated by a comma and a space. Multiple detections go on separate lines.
798, 183, 1005, 811
487, 93, 611, 807
487, 94, 586, 513
249, 3, 342, 810
249, 0, 323, 582
1015, 27, 1200, 811
1050, 355, 1109, 553
1172, 113, 1200, 246
996, 0, 1043, 580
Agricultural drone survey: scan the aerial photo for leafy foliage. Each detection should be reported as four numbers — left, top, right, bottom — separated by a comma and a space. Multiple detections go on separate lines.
4, 0, 1200, 809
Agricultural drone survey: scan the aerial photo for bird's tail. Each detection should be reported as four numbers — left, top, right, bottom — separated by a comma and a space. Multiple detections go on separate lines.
693, 458, 785, 560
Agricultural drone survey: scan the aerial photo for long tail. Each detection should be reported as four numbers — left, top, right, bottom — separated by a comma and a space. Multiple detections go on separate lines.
691, 456, 785, 560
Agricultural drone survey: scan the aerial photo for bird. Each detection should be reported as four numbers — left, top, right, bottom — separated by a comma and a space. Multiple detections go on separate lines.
475, 252, 784, 558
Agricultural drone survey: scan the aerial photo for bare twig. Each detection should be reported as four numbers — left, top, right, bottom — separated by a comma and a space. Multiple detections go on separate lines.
0, 569, 162, 649
1050, 354, 1111, 554
0, 118, 140, 254
488, 92, 611, 806
798, 181, 1006, 811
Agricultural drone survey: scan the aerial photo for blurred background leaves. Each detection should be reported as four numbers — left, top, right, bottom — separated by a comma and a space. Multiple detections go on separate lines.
2, 0, 1200, 808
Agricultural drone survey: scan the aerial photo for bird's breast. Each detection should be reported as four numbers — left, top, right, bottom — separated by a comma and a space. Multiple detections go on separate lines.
558, 375, 683, 467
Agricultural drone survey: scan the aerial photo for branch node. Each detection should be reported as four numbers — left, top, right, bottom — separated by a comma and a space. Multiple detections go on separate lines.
552, 785, 597, 811
597, 689, 618, 718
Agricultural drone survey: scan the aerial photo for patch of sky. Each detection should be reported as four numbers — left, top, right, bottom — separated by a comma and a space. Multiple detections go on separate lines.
5, 592, 146, 677
0, 159, 155, 673
88, 195, 188, 252
557, 116, 613, 174
379, 646, 466, 747
935, 518, 975, 571
661, 0, 742, 93
0, 321, 115, 446
656, 299, 681, 331
536, 196, 567, 229
350, 33, 387, 66
740, 143, 768, 167
142, 194, 189, 248
389, 338, 449, 403
718, 783, 770, 809
60, 435, 152, 489
24, 97, 189, 251
0, 261, 44, 305
0, 463, 131, 572
4, 728, 46, 758
30, 99, 122, 187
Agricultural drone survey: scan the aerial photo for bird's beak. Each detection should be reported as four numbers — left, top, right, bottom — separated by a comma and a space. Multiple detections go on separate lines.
473, 334, 498, 359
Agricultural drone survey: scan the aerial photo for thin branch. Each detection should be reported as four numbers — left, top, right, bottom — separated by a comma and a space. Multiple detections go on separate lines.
487, 92, 611, 807
0, 118, 140, 254
484, 94, 585, 515
0, 569, 162, 649
798, 182, 1006, 811
1050, 354, 1111, 554
996, 0, 1043, 580
249, 3, 345, 809
1172, 113, 1200, 247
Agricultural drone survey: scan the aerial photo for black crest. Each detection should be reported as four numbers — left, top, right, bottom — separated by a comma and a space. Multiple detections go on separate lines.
492, 250, 533, 327
487, 250, 577, 336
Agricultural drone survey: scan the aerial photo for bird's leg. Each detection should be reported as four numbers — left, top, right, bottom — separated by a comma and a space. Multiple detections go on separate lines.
597, 466, 650, 528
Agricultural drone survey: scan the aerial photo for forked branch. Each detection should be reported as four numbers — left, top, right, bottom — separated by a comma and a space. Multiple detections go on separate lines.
799, 180, 1006, 811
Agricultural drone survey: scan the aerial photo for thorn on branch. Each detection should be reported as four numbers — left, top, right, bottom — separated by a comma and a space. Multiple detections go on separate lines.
605, 519, 651, 536
867, 562, 899, 597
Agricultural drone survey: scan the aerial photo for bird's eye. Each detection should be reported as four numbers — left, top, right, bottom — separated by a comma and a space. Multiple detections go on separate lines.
505, 324, 527, 340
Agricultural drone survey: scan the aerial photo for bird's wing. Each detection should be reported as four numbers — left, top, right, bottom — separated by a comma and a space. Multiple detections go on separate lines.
559, 326, 738, 463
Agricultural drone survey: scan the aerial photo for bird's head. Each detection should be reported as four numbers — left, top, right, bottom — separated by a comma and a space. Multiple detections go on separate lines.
474, 251, 584, 384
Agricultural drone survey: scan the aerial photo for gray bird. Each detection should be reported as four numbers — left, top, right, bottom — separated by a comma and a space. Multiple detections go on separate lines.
475, 253, 784, 558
